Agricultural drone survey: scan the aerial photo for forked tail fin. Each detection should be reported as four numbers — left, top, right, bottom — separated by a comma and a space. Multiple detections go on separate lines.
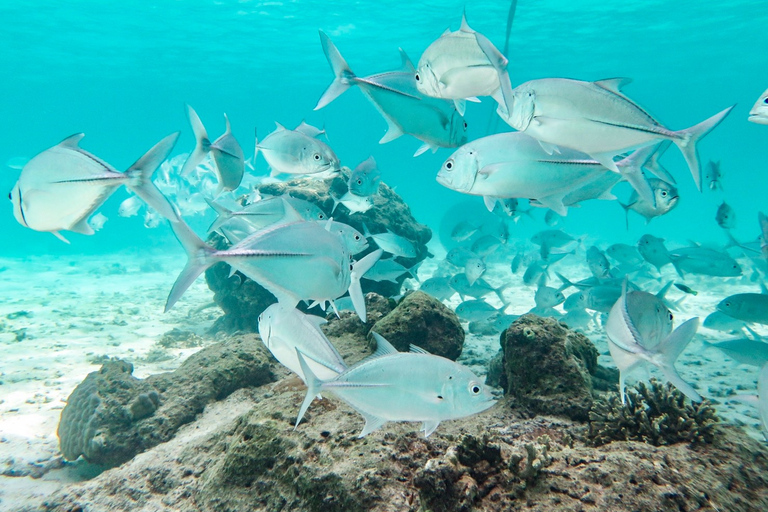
674, 106, 734, 192
315, 31, 356, 110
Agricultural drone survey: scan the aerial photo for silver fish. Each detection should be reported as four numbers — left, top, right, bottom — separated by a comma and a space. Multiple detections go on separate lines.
255, 121, 339, 178
348, 156, 381, 196
715, 201, 736, 230
166, 201, 382, 322
669, 246, 741, 278
296, 332, 495, 437
702, 311, 746, 333
704, 331, 768, 368
717, 293, 768, 325
316, 31, 467, 156
450, 221, 478, 242
419, 276, 455, 301
363, 258, 419, 283
180, 105, 244, 195
455, 299, 505, 323
464, 257, 486, 287
10, 132, 179, 243
446, 246, 476, 267
437, 131, 654, 216
479, 42, 733, 191
118, 195, 143, 217
143, 209, 161, 229
470, 235, 502, 258
621, 178, 679, 226
414, 15, 505, 114
206, 195, 327, 234
559, 308, 593, 331
704, 160, 723, 191
449, 273, 507, 302
331, 190, 374, 214
88, 212, 108, 231
258, 303, 347, 382
534, 285, 565, 309
748, 88, 768, 125
637, 234, 671, 273
363, 223, 417, 258
586, 246, 611, 280
606, 243, 643, 266
605, 280, 701, 403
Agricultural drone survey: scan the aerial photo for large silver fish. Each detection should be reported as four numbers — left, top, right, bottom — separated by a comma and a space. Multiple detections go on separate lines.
436, 131, 654, 216
749, 88, 768, 125
296, 332, 495, 437
315, 31, 467, 156
669, 246, 741, 278
257, 303, 347, 383
605, 280, 701, 404
717, 293, 768, 325
363, 223, 417, 258
180, 105, 245, 195
165, 201, 382, 322
255, 121, 340, 178
414, 15, 507, 115
478, 38, 732, 190
9, 132, 179, 242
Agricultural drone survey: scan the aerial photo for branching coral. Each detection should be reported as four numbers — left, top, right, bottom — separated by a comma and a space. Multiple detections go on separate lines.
588, 379, 719, 446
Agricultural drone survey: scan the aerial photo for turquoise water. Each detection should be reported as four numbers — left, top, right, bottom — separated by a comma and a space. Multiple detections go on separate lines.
1, 0, 766, 254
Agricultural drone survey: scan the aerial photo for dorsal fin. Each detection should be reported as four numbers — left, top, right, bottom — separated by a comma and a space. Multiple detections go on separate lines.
594, 78, 633, 95
295, 121, 324, 138
370, 332, 399, 357
274, 121, 286, 131
459, 12, 474, 33
222, 113, 233, 135
398, 48, 415, 73
409, 344, 430, 355
59, 133, 85, 149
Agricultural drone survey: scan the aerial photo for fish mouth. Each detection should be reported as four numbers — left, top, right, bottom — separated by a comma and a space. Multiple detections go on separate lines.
748, 114, 768, 125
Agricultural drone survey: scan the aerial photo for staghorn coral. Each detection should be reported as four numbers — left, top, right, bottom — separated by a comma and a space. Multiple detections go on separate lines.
588, 379, 719, 446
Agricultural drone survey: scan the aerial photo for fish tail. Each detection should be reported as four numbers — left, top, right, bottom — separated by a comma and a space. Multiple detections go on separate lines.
349, 249, 383, 323
165, 218, 216, 312
315, 30, 355, 110
407, 260, 423, 281
618, 201, 630, 231
180, 105, 211, 177
555, 272, 574, 292
673, 105, 734, 192
494, 282, 511, 303
616, 146, 656, 208
125, 132, 181, 223
204, 198, 233, 233
657, 317, 702, 402
295, 349, 324, 429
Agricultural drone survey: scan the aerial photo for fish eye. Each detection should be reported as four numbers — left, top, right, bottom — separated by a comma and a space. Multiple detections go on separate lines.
444, 160, 454, 171
463, 121, 468, 129
660, 191, 668, 197
415, 73, 420, 82
314, 154, 321, 160
7, 191, 11, 200
354, 234, 361, 240
764, 98, 768, 104
725, 301, 731, 307
469, 382, 481, 395
357, 179, 362, 185
668, 312, 673, 321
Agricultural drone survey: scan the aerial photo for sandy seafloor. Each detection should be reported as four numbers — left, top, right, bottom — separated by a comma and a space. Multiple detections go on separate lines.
1, 241, 766, 509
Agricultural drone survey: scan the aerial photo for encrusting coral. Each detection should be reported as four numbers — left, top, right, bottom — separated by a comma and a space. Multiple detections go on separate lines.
588, 379, 719, 447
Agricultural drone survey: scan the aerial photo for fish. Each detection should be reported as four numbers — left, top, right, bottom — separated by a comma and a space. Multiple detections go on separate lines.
180, 105, 245, 195
143, 209, 161, 229
296, 332, 495, 437
673, 283, 698, 296
581, 285, 624, 313
445, 246, 476, 267
620, 178, 679, 226
748, 88, 768, 125
414, 14, 506, 114
316, 31, 467, 156
118, 195, 143, 217
455, 299, 506, 323
324, 220, 369, 255
165, 201, 382, 323
206, 195, 327, 234
715, 201, 736, 230
464, 257, 486, 286
88, 212, 108, 231
717, 293, 768, 325
363, 258, 419, 283
419, 276, 455, 301
470, 235, 502, 258
478, 41, 733, 191
9, 132, 179, 242
604, 279, 701, 403
258, 303, 347, 382
436, 131, 654, 216
559, 308, 593, 331
363, 223, 417, 258
348, 156, 381, 197
534, 285, 565, 309
669, 246, 741, 278
450, 221, 478, 242
510, 252, 524, 274
531, 229, 579, 259
255, 121, 340, 178
704, 335, 768, 368
544, 209, 563, 227
449, 273, 507, 302
637, 234, 672, 273
702, 311, 747, 333
523, 260, 548, 286
606, 243, 643, 266
704, 160, 723, 191
331, 190, 374, 214
491, 313, 520, 333
586, 246, 611, 280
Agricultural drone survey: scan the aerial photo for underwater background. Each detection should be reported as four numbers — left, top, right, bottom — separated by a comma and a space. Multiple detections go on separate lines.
1, 0, 766, 257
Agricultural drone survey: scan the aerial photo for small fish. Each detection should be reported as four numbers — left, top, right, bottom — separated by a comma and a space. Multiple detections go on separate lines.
510, 252, 523, 274
255, 121, 339, 178
620, 179, 679, 226
445, 247, 476, 267
523, 260, 548, 286
363, 223, 417, 258
586, 246, 611, 280
637, 234, 672, 273
464, 257, 486, 286
715, 201, 736, 230
450, 221, 478, 242
605, 279, 701, 404
419, 276, 455, 301
531, 229, 578, 257
673, 283, 698, 296
331, 190, 374, 214
325, 220, 369, 255
258, 303, 347, 383
180, 105, 245, 195
449, 273, 507, 302
348, 156, 381, 196
559, 308, 593, 331
748, 88, 768, 125
702, 311, 747, 333
470, 235, 502, 258
9, 132, 179, 242
606, 243, 643, 266
704, 160, 724, 191
717, 293, 768, 325
704, 335, 768, 368
118, 195, 143, 217
534, 285, 565, 309
88, 212, 108, 231
491, 313, 520, 333
544, 209, 563, 227
581, 285, 624, 313
363, 258, 419, 283
669, 246, 741, 278
455, 299, 506, 323
296, 332, 495, 437
143, 209, 161, 229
